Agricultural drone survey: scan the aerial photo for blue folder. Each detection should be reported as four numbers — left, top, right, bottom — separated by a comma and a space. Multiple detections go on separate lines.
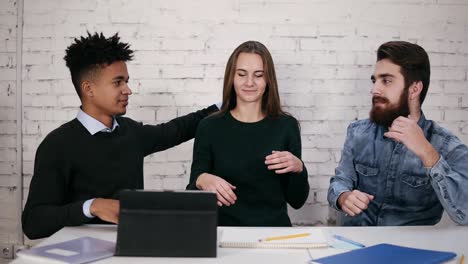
312, 243, 456, 264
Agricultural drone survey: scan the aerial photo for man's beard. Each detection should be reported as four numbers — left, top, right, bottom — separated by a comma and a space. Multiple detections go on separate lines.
369, 88, 409, 127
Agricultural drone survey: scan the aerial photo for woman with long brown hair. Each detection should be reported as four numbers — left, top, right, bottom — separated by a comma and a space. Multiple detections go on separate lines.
187, 41, 309, 226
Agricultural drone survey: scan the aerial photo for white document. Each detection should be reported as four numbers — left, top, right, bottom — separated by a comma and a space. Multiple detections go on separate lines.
17, 236, 115, 264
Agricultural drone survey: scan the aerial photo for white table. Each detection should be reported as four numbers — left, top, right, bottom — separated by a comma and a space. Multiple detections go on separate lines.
12, 225, 467, 263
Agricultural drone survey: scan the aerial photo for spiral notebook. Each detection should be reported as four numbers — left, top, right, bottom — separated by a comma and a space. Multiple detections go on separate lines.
220, 228, 328, 249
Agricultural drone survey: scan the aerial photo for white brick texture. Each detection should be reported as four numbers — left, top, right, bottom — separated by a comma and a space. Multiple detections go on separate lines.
0, 0, 18, 245
1, 1, 468, 245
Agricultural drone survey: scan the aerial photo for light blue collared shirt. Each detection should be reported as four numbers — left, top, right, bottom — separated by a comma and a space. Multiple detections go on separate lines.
76, 108, 119, 218
77, 108, 119, 135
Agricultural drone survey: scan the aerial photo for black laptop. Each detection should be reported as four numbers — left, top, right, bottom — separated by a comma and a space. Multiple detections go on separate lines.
115, 190, 218, 257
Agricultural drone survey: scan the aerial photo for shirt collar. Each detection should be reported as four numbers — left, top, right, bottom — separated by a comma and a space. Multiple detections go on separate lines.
76, 108, 119, 135
378, 111, 428, 139
417, 111, 427, 127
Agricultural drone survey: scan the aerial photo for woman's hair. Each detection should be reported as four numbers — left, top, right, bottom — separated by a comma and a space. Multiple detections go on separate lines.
220, 41, 286, 118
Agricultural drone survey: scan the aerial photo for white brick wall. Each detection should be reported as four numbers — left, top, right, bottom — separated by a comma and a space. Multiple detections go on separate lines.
1, 0, 468, 244
0, 0, 19, 246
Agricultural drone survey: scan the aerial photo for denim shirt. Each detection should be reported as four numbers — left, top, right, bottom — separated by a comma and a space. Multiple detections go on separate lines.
328, 113, 468, 226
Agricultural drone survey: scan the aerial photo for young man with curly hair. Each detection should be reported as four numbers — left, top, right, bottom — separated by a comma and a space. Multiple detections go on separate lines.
22, 32, 219, 239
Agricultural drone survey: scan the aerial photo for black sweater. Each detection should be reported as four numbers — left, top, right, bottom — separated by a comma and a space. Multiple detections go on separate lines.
187, 112, 309, 226
22, 105, 218, 239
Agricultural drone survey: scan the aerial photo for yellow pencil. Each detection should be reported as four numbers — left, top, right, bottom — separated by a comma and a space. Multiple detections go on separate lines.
259, 233, 310, 242
460, 254, 465, 264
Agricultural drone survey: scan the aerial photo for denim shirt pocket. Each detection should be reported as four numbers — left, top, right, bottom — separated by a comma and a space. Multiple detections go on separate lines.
400, 173, 437, 205
355, 163, 379, 194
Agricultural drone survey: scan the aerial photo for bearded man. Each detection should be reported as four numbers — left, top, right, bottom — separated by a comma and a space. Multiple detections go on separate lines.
327, 41, 468, 226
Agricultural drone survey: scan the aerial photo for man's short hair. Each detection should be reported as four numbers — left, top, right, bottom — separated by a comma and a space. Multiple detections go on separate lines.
377, 41, 430, 105
63, 32, 134, 98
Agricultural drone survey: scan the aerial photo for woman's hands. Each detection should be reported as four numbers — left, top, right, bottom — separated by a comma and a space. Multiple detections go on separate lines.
265, 150, 304, 174
196, 173, 237, 207
196, 150, 303, 207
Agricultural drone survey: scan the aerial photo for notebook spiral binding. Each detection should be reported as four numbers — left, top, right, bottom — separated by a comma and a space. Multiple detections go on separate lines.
219, 242, 329, 249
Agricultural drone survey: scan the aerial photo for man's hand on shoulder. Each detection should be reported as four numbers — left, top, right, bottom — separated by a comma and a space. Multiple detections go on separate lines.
338, 190, 374, 216
90, 198, 120, 224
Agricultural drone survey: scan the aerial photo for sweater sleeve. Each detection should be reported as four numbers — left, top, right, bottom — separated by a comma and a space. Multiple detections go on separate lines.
140, 105, 218, 156
22, 135, 91, 239
281, 118, 310, 209
186, 119, 212, 190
